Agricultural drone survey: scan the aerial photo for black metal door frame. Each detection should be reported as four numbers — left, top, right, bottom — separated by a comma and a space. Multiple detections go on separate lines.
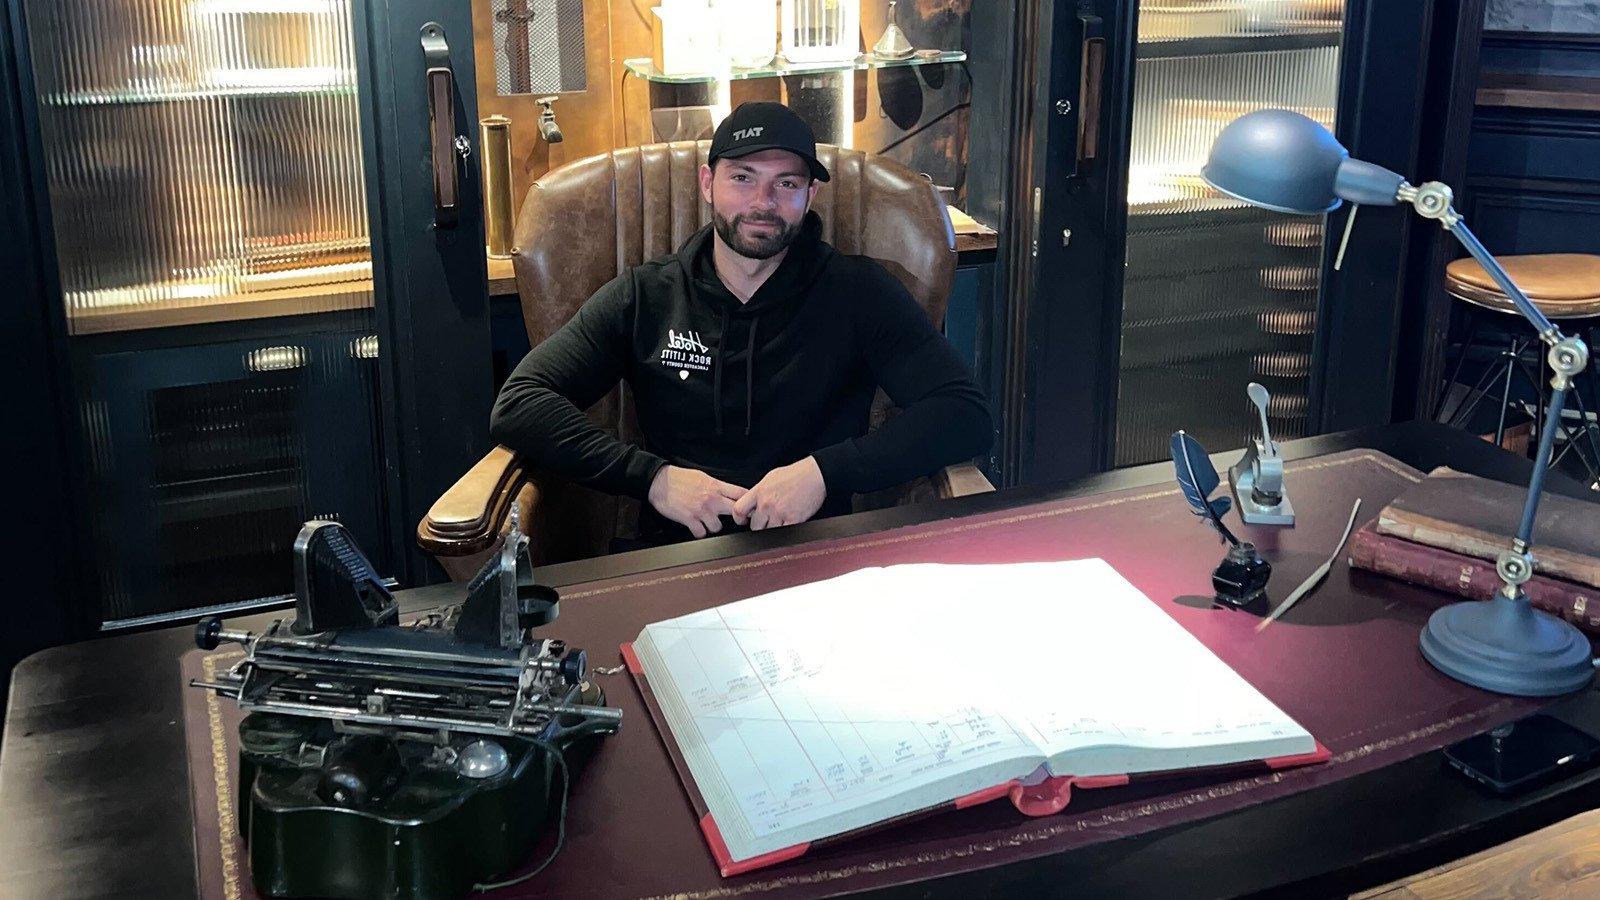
1015, 0, 1135, 486
354, 0, 495, 586
1309, 0, 1443, 433
1, 0, 83, 658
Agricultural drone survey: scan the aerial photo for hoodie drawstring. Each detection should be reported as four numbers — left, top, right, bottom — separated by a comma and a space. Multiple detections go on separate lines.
713, 306, 729, 436
744, 316, 758, 436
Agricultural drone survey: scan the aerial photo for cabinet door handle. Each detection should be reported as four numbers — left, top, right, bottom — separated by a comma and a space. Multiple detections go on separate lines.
421, 22, 460, 228
1074, 10, 1106, 176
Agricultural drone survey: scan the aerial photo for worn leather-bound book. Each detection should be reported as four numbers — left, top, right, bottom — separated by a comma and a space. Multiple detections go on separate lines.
1348, 521, 1600, 634
1375, 467, 1600, 588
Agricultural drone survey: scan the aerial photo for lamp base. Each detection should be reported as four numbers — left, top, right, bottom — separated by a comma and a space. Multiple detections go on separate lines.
1420, 593, 1594, 697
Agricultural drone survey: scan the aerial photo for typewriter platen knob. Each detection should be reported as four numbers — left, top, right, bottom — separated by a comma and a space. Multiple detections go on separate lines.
560, 648, 587, 685
194, 617, 253, 650
195, 617, 223, 650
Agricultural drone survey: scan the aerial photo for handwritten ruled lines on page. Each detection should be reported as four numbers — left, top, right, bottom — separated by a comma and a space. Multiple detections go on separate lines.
648, 568, 1039, 847
634, 561, 1316, 864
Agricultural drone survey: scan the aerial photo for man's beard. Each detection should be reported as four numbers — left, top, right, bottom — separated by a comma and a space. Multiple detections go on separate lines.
712, 210, 802, 260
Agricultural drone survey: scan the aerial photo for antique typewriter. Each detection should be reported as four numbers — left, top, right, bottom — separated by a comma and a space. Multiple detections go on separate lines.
190, 512, 621, 900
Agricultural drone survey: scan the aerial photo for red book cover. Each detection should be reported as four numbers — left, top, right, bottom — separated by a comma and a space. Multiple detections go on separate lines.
1348, 521, 1600, 633
622, 641, 1331, 877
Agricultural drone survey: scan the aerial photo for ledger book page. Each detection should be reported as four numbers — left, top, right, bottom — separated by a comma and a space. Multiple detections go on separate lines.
633, 559, 1313, 863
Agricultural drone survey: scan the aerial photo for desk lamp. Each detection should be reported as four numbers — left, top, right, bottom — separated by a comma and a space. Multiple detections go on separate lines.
1202, 109, 1593, 696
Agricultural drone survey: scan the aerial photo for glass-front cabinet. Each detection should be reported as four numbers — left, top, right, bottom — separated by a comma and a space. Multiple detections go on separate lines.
22, 0, 386, 626
1012, 0, 1435, 485
16, 0, 492, 629
1114, 0, 1344, 464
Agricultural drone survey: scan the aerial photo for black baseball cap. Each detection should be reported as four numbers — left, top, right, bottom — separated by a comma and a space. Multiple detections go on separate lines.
708, 101, 831, 183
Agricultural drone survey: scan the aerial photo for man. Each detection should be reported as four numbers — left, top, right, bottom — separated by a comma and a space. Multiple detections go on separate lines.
489, 101, 990, 547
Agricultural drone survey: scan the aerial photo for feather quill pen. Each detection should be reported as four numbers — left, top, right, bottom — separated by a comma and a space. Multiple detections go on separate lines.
1170, 431, 1240, 545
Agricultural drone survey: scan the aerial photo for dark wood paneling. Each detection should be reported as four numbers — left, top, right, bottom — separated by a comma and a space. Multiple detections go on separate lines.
1463, 183, 1600, 255
1468, 109, 1600, 185
1459, 38, 1600, 258
1480, 30, 1600, 77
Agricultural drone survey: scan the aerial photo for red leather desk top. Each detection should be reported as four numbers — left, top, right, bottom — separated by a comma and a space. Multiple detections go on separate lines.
185, 449, 1555, 898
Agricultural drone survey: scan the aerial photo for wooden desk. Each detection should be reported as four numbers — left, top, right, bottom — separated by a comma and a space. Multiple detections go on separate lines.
5, 422, 1600, 899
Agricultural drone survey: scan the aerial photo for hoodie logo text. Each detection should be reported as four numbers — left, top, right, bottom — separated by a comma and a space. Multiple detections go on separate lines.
667, 329, 708, 353
660, 328, 712, 378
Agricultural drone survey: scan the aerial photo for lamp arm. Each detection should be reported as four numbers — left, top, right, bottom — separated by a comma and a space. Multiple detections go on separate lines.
1408, 188, 1592, 591
1443, 214, 1561, 342
1506, 386, 1571, 571
1395, 181, 1558, 340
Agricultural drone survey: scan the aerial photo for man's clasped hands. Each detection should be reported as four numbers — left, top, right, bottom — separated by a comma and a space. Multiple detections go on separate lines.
646, 458, 827, 537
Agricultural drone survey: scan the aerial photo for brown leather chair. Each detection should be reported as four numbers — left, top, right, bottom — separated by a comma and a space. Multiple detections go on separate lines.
417, 140, 995, 578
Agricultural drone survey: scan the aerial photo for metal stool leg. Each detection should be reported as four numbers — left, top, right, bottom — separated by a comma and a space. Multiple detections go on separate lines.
1493, 336, 1521, 448
1572, 324, 1600, 490
1434, 305, 1482, 422
1552, 387, 1600, 489
1528, 340, 1546, 458
1447, 331, 1520, 429
1537, 320, 1600, 489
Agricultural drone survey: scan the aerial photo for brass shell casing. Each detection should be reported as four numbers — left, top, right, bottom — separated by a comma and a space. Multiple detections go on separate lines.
480, 115, 514, 258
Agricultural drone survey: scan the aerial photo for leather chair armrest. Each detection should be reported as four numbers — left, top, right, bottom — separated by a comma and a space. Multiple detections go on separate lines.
934, 462, 995, 499
416, 446, 529, 558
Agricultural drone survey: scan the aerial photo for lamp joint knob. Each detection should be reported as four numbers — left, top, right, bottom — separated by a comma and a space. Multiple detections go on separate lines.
1497, 549, 1535, 587
1408, 181, 1455, 221
1548, 336, 1589, 381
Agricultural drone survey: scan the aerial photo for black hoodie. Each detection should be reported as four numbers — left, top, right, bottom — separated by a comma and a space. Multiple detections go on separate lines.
489, 211, 992, 542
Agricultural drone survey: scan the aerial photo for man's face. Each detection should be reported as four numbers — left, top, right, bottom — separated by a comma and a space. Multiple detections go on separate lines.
699, 149, 821, 260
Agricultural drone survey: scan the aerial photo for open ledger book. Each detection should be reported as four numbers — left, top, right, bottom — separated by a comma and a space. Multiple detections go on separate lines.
622, 560, 1328, 876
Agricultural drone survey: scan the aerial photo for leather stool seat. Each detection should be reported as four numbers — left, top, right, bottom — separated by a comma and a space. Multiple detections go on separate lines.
1435, 253, 1600, 490
1445, 253, 1600, 319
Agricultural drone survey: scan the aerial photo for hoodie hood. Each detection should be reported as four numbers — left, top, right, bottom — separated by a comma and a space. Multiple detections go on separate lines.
677, 209, 832, 313
677, 210, 834, 436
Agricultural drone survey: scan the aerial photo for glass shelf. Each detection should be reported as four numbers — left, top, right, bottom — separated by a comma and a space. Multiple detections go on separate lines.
44, 66, 355, 106
47, 83, 356, 107
1137, 28, 1340, 60
623, 50, 966, 84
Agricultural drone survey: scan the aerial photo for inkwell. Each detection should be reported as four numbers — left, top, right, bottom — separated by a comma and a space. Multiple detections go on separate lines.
1172, 430, 1272, 613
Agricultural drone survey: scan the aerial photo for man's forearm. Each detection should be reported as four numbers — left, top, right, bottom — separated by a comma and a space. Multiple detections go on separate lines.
489, 385, 666, 499
812, 390, 991, 494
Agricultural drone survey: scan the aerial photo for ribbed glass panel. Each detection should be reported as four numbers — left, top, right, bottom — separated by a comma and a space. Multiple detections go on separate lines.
1114, 6, 1343, 467
25, 0, 372, 334
1138, 0, 1343, 42
86, 315, 389, 626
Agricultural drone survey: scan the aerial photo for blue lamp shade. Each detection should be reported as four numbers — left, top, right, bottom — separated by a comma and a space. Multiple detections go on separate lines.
1201, 109, 1407, 215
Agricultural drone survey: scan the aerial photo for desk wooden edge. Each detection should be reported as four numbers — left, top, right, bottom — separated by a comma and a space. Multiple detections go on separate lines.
1352, 806, 1600, 898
